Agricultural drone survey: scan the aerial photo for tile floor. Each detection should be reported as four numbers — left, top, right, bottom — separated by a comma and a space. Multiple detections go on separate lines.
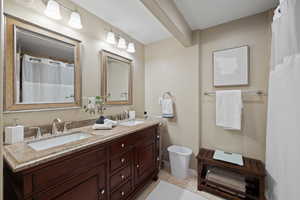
136, 168, 225, 200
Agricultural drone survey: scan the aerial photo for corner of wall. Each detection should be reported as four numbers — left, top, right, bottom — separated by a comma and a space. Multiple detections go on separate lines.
0, 0, 4, 198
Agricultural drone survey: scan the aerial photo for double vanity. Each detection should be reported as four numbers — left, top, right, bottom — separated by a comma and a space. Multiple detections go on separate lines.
3, 13, 159, 200
4, 120, 160, 200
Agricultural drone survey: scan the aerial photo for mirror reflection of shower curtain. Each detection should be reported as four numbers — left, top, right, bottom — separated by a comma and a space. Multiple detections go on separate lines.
21, 55, 74, 103
266, 0, 300, 200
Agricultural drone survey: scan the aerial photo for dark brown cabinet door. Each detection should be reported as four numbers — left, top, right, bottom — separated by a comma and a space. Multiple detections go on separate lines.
134, 139, 156, 186
49, 176, 98, 200
33, 165, 106, 200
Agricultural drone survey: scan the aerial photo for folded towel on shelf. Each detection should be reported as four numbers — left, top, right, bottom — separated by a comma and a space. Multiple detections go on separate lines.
104, 119, 118, 127
216, 90, 243, 130
160, 98, 174, 118
207, 174, 246, 193
92, 124, 112, 130
206, 181, 246, 199
206, 168, 246, 192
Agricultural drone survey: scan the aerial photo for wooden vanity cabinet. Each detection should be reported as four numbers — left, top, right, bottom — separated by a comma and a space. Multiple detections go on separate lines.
134, 137, 156, 186
33, 165, 107, 200
4, 125, 160, 200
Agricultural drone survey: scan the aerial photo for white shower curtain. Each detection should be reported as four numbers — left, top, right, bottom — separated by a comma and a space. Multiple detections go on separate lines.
21, 55, 74, 103
266, 0, 300, 200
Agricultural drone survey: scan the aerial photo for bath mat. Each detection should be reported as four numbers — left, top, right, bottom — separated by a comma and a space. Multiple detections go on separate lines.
146, 180, 207, 200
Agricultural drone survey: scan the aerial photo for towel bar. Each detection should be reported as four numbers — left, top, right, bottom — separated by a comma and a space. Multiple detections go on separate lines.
204, 90, 265, 96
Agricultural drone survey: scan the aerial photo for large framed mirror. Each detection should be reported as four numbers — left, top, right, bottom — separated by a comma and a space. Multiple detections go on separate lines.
101, 50, 133, 105
4, 15, 81, 111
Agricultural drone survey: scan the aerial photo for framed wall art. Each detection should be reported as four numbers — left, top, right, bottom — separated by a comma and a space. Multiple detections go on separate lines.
213, 45, 249, 87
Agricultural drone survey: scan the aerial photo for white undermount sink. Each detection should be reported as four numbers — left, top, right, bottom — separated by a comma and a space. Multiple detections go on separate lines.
27, 132, 92, 151
119, 120, 144, 126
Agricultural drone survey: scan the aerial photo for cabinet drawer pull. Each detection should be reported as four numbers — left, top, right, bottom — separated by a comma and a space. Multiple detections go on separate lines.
121, 158, 126, 163
121, 191, 125, 196
121, 175, 125, 180
121, 143, 125, 148
136, 164, 140, 168
100, 189, 105, 195
157, 157, 160, 161
157, 135, 160, 139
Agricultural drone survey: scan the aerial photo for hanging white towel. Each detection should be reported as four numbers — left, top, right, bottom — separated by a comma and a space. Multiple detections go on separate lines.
160, 98, 174, 118
216, 90, 243, 130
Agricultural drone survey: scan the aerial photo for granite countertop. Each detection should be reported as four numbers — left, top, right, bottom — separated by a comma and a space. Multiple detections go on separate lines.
4, 120, 160, 173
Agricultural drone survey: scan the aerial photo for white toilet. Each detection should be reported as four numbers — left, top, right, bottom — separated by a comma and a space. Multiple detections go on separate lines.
167, 145, 192, 179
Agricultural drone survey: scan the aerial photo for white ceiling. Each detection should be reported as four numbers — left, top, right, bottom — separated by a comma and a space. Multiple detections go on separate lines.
70, 0, 278, 44
70, 0, 171, 44
174, 0, 278, 30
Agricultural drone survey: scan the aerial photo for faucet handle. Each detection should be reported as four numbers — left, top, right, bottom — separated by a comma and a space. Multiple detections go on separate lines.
53, 118, 62, 123
63, 121, 72, 133
52, 118, 62, 135
30, 127, 42, 139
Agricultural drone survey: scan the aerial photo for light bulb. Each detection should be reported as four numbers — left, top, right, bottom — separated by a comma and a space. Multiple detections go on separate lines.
69, 12, 83, 29
127, 42, 135, 53
106, 31, 116, 44
44, 0, 61, 20
117, 37, 127, 49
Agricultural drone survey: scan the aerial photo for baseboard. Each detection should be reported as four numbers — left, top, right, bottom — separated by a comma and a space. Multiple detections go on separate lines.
162, 160, 197, 177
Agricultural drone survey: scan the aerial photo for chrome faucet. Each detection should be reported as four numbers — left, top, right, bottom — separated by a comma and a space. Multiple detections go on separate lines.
30, 127, 42, 139
52, 118, 62, 135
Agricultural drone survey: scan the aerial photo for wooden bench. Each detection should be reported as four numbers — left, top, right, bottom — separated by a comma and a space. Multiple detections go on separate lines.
197, 148, 266, 200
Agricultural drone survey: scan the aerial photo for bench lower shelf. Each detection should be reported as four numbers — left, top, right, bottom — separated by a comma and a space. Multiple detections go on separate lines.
197, 148, 266, 200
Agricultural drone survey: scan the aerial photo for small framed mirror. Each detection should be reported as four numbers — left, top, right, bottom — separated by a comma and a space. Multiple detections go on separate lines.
4, 16, 81, 111
101, 50, 133, 105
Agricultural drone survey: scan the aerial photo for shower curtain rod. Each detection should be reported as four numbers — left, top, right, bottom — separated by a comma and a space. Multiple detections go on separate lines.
204, 90, 265, 96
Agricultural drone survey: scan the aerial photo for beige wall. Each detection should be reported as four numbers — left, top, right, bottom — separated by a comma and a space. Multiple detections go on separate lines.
144, 12, 271, 170
3, 0, 145, 127
145, 37, 200, 169
199, 12, 271, 162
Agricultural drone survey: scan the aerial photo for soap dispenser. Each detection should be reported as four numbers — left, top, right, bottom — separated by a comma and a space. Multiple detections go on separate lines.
144, 111, 149, 119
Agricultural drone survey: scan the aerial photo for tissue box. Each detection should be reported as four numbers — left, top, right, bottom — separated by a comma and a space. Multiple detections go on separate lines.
5, 126, 24, 145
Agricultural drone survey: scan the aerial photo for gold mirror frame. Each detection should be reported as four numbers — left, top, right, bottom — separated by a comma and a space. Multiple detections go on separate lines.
100, 50, 133, 105
4, 15, 82, 112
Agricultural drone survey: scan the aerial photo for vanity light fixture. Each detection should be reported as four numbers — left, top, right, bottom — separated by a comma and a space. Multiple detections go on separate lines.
105, 29, 136, 53
117, 37, 127, 49
44, 0, 84, 29
127, 42, 136, 53
69, 11, 82, 29
44, 0, 62, 20
106, 31, 116, 44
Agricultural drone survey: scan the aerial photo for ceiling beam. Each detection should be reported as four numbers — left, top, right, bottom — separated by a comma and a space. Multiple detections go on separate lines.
140, 0, 193, 47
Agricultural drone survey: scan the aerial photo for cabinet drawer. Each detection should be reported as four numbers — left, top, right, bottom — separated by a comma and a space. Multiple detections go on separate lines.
110, 165, 132, 190
32, 148, 106, 193
110, 180, 132, 200
110, 150, 132, 172
109, 136, 133, 156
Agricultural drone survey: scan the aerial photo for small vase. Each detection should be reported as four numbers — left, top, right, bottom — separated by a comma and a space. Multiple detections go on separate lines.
96, 116, 105, 124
